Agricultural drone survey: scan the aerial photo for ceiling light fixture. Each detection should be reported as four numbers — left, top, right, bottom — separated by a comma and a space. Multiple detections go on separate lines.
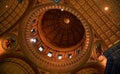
30, 38, 37, 43
58, 54, 62, 59
5, 5, 8, 8
104, 7, 109, 11
61, 8, 64, 11
47, 52, 52, 57
39, 46, 44, 52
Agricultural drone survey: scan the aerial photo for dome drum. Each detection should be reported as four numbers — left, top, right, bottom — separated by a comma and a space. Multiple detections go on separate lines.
19, 4, 93, 73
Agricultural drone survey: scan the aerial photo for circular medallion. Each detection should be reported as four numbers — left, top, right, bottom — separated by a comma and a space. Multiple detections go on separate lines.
0, 58, 35, 74
93, 40, 106, 62
1, 33, 18, 51
19, 4, 93, 73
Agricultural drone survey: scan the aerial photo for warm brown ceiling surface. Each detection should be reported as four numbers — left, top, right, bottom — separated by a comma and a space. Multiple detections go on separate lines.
0, 0, 29, 35
41, 9, 85, 48
19, 5, 92, 73
1, 0, 120, 73
0, 58, 35, 74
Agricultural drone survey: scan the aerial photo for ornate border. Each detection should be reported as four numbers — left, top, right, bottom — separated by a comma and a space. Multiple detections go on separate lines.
0, 58, 35, 74
1, 33, 18, 51
19, 4, 93, 73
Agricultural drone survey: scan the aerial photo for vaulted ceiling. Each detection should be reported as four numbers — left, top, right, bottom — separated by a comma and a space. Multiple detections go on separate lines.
0, 0, 120, 74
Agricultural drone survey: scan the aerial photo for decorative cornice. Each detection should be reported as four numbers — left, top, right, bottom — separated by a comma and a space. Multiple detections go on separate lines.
19, 4, 93, 73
